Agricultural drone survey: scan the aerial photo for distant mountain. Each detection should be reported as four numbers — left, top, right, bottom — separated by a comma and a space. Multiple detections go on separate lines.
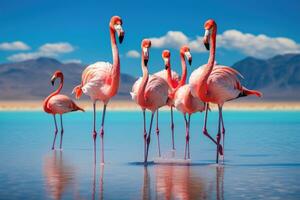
0, 57, 136, 100
0, 54, 299, 101
232, 54, 300, 100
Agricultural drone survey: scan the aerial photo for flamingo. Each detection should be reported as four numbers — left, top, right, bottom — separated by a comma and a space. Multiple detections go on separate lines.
130, 39, 169, 163
72, 16, 124, 164
43, 70, 84, 150
189, 19, 262, 163
169, 46, 206, 159
154, 51, 180, 151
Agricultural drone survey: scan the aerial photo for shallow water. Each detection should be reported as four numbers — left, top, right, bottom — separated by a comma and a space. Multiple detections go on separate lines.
0, 110, 300, 199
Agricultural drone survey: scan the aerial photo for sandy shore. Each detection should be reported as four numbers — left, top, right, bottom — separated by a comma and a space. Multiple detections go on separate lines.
0, 100, 299, 111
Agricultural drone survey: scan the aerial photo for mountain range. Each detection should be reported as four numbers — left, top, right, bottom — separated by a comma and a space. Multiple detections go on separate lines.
0, 54, 299, 101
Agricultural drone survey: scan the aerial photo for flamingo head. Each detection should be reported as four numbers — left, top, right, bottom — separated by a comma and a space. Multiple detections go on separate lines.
51, 70, 63, 86
141, 39, 151, 66
110, 16, 124, 44
162, 50, 171, 70
180, 45, 192, 66
203, 19, 216, 50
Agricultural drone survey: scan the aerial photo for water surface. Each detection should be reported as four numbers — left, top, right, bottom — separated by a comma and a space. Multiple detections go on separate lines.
0, 111, 299, 199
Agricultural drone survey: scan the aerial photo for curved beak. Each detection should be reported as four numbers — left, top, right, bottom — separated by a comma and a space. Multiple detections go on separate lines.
144, 59, 148, 66
143, 47, 149, 66
115, 24, 124, 44
184, 51, 192, 66
50, 76, 56, 86
164, 57, 170, 70
118, 31, 124, 44
203, 29, 210, 51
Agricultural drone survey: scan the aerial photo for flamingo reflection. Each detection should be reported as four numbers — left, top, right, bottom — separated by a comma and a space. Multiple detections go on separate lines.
216, 166, 224, 200
43, 151, 75, 200
92, 164, 104, 200
142, 167, 151, 200
152, 165, 224, 200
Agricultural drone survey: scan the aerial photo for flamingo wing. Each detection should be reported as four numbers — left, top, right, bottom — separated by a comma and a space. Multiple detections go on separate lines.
81, 62, 113, 100
207, 65, 244, 103
144, 75, 169, 109
154, 69, 180, 83
47, 94, 82, 114
130, 77, 142, 103
175, 85, 205, 114
189, 64, 207, 98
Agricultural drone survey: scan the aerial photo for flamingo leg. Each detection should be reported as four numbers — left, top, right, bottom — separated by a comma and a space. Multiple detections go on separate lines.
184, 114, 188, 159
92, 102, 97, 164
156, 110, 161, 157
202, 103, 223, 156
51, 115, 58, 150
145, 111, 155, 164
220, 107, 225, 159
170, 106, 175, 150
100, 104, 107, 164
59, 114, 64, 149
142, 109, 147, 160
216, 105, 222, 164
188, 114, 191, 159
184, 114, 191, 160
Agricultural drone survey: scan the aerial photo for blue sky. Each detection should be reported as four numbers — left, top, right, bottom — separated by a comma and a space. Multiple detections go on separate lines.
0, 0, 300, 76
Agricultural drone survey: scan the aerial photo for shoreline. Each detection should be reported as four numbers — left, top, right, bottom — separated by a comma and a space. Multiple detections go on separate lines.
0, 100, 299, 111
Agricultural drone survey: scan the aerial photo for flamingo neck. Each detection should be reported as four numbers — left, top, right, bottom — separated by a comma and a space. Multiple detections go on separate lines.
166, 65, 175, 89
43, 76, 63, 113
198, 27, 217, 102
177, 53, 187, 89
137, 54, 149, 106
107, 27, 120, 96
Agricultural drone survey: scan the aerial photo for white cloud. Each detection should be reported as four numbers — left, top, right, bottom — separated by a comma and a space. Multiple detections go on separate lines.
217, 30, 300, 58
63, 59, 82, 64
0, 41, 30, 51
150, 31, 189, 49
149, 30, 300, 58
8, 42, 75, 62
39, 42, 74, 54
126, 50, 140, 58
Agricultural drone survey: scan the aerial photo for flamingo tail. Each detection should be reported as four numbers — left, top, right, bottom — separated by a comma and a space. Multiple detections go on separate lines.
72, 84, 83, 99
239, 87, 262, 98
76, 105, 85, 112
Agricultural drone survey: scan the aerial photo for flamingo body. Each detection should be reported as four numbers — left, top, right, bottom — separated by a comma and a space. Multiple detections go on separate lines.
131, 74, 169, 112
154, 69, 180, 90
189, 64, 250, 105
46, 94, 83, 114
79, 61, 115, 103
174, 85, 205, 115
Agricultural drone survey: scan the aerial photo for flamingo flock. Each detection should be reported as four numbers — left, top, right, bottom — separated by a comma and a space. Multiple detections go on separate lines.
43, 16, 262, 164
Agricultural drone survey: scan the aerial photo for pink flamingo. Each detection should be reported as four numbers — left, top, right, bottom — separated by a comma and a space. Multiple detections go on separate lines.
189, 19, 262, 163
154, 51, 180, 151
131, 39, 169, 163
43, 70, 84, 150
171, 46, 205, 159
72, 16, 124, 164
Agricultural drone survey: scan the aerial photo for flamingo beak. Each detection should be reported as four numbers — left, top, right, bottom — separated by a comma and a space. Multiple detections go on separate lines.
143, 47, 149, 66
51, 76, 56, 86
203, 29, 210, 50
164, 57, 170, 70
188, 57, 192, 65
119, 31, 124, 44
184, 51, 192, 66
115, 24, 124, 44
144, 59, 148, 66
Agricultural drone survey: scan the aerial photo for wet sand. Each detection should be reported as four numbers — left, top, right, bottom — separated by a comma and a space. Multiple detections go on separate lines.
0, 100, 299, 111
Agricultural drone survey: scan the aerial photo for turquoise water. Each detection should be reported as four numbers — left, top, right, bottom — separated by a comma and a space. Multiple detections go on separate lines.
0, 110, 300, 199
